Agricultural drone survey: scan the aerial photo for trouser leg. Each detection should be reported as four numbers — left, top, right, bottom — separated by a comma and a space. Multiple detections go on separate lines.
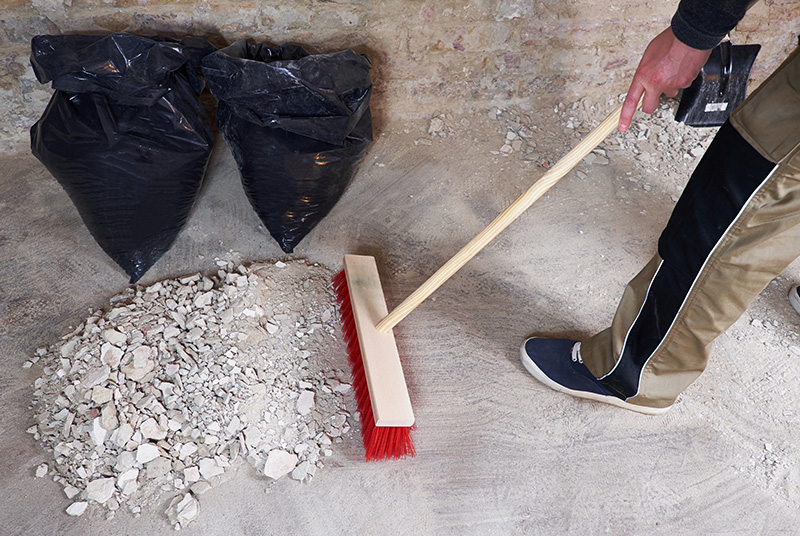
579, 48, 800, 409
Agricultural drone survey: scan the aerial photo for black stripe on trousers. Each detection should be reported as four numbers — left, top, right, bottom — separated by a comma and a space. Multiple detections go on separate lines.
599, 121, 776, 399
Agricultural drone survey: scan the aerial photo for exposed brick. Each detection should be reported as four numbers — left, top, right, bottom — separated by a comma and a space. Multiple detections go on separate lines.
0, 16, 60, 44
92, 12, 136, 33
1, 0, 35, 9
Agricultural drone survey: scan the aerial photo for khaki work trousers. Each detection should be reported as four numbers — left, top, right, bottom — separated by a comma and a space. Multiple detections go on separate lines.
580, 47, 800, 409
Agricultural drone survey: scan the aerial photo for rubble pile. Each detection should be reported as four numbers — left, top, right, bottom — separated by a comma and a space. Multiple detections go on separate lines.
26, 260, 351, 528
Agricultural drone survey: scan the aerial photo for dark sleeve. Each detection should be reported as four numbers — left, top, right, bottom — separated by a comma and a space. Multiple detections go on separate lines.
671, 0, 754, 49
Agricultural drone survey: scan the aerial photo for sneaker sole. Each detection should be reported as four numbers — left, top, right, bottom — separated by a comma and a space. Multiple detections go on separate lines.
789, 287, 800, 315
519, 344, 671, 416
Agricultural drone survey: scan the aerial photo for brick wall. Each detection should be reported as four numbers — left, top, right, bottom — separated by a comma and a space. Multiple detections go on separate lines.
2, 0, 798, 154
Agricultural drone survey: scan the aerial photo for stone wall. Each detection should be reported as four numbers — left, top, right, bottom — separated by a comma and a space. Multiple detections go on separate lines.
2, 0, 798, 154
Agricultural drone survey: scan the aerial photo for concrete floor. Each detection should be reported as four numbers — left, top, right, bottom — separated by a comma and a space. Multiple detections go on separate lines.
5, 103, 800, 535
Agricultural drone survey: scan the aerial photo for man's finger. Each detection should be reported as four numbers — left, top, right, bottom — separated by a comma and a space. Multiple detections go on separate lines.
619, 82, 644, 132
641, 88, 661, 115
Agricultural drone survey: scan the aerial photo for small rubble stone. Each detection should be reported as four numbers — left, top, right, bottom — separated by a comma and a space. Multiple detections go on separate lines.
264, 450, 299, 480
91, 386, 113, 405
291, 461, 311, 481
117, 468, 139, 490
89, 417, 108, 447
190, 481, 212, 496
102, 329, 127, 346
296, 390, 315, 416
83, 365, 110, 388
66, 502, 88, 517
101, 344, 123, 368
145, 457, 172, 480
166, 493, 200, 527
198, 458, 224, 480
137, 443, 161, 464
141, 418, 168, 440
35, 463, 48, 478
86, 477, 116, 504
183, 466, 200, 483
63, 484, 81, 499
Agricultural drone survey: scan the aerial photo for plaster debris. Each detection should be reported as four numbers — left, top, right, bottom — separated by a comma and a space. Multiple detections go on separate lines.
427, 112, 456, 137
165, 492, 200, 526
491, 98, 716, 198
63, 484, 81, 499
263, 450, 299, 480
86, 477, 116, 504
28, 260, 351, 528
296, 390, 315, 416
66, 501, 88, 517
35, 463, 48, 478
136, 444, 161, 464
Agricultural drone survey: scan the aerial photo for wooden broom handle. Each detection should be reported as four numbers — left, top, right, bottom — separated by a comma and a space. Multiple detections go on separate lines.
375, 102, 625, 334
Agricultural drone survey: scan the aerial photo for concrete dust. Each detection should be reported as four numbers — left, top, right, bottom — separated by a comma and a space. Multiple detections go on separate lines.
5, 89, 800, 533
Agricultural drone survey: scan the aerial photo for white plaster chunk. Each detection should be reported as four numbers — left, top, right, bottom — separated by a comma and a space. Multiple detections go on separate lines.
117, 468, 139, 490
166, 493, 200, 526
66, 502, 88, 517
35, 463, 48, 478
101, 343, 123, 368
60, 340, 77, 358
120, 353, 154, 381
132, 345, 153, 366
243, 426, 263, 450
136, 443, 161, 464
190, 481, 212, 496
194, 291, 213, 309
114, 422, 134, 448
63, 484, 81, 499
115, 451, 136, 472
179, 442, 198, 459
263, 450, 298, 480
225, 416, 241, 435
140, 417, 168, 440
102, 329, 127, 347
198, 458, 224, 480
89, 417, 108, 447
163, 325, 181, 340
91, 386, 113, 405
145, 457, 171, 480
183, 466, 200, 483
85, 477, 116, 504
296, 390, 315, 416
290, 461, 310, 481
101, 402, 119, 431
82, 365, 110, 388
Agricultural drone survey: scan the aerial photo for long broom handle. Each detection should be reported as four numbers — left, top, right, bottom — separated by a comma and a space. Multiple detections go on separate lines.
375, 102, 625, 334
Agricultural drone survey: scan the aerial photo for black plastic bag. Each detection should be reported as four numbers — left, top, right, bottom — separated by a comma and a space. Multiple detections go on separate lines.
201, 41, 373, 253
30, 33, 216, 283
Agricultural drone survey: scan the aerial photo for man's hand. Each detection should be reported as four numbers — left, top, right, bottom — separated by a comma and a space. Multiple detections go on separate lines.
619, 28, 713, 132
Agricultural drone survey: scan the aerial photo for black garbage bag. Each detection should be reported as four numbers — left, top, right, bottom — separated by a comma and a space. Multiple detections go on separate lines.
201, 41, 373, 253
30, 33, 216, 283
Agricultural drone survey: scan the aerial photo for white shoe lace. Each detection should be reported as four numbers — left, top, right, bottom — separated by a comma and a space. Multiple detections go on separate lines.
571, 342, 583, 364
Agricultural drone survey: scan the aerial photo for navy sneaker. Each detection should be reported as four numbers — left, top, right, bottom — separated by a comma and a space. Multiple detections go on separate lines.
789, 286, 800, 316
520, 337, 670, 415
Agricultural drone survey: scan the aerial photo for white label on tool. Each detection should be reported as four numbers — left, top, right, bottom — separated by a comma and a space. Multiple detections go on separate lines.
705, 102, 728, 113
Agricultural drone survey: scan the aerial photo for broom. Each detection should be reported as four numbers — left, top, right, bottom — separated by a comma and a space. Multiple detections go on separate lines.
334, 102, 627, 460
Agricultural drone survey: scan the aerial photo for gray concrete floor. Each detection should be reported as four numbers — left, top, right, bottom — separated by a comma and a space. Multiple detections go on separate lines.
4, 107, 800, 534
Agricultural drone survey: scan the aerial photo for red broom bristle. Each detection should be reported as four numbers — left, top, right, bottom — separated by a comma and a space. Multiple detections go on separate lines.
332, 270, 415, 461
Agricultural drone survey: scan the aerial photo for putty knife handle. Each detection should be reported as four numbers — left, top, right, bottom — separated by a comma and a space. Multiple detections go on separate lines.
375, 102, 626, 334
